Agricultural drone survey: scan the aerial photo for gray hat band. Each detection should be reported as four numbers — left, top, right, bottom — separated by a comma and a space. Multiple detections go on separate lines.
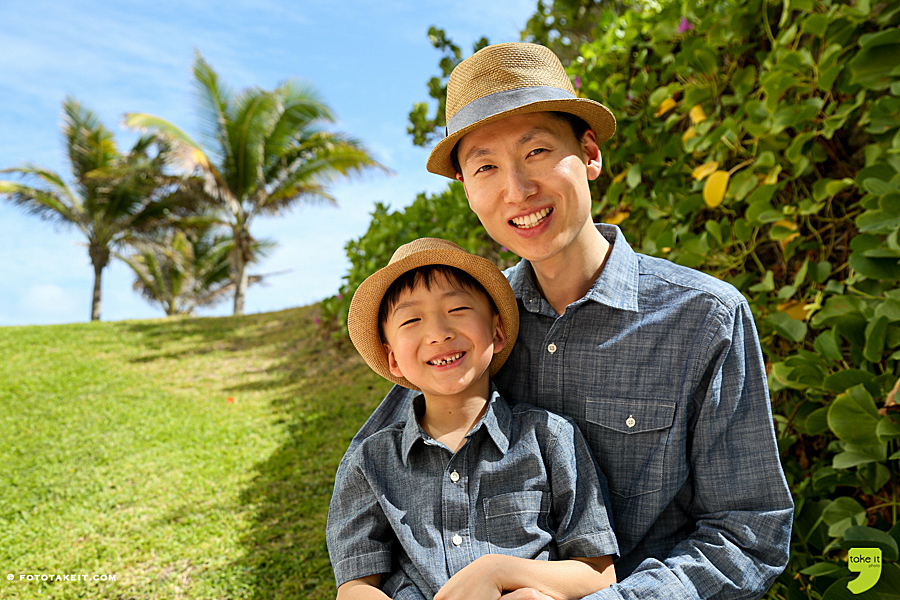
446, 86, 577, 136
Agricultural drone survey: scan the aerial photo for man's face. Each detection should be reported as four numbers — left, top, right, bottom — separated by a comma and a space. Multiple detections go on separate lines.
381, 273, 505, 400
455, 112, 602, 266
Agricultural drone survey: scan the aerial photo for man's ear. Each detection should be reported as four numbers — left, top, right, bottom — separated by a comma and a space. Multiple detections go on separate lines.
582, 129, 603, 181
384, 343, 404, 378
491, 314, 508, 355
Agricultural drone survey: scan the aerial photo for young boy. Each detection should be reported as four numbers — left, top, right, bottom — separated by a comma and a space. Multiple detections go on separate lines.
327, 237, 618, 600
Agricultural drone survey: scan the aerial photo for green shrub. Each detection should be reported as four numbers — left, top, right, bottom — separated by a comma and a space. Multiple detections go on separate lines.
566, 0, 900, 596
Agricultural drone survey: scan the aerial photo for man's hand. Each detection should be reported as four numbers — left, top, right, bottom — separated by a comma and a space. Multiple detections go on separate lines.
502, 589, 555, 600
434, 555, 506, 600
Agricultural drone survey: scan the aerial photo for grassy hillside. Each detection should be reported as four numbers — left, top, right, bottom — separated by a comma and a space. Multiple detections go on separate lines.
0, 306, 392, 599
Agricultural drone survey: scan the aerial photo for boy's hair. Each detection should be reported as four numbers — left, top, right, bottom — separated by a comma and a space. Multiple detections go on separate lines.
450, 111, 591, 176
377, 264, 498, 343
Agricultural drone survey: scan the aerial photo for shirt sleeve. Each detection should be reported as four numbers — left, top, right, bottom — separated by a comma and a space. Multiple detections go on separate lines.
582, 298, 794, 600
326, 452, 395, 587
547, 414, 619, 561
335, 384, 416, 486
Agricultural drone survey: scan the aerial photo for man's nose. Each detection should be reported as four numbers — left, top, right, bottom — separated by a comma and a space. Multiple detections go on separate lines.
503, 165, 537, 203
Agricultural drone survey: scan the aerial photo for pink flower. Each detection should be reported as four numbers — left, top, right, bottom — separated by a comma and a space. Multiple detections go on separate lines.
678, 17, 694, 34
501, 246, 508, 252
314, 317, 320, 324
337, 293, 343, 300
573, 76, 582, 90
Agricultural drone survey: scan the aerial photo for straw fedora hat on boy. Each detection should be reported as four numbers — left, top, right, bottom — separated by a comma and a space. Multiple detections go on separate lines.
348, 238, 519, 391
427, 42, 616, 179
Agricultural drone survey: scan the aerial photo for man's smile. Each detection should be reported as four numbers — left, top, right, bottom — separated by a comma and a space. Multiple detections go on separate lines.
510, 207, 553, 229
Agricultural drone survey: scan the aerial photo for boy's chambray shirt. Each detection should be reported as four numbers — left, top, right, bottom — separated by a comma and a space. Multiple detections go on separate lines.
327, 387, 618, 600
336, 225, 793, 600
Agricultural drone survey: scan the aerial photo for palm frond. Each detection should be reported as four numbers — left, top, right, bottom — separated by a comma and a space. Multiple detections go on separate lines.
0, 178, 83, 227
192, 51, 232, 165
63, 97, 119, 182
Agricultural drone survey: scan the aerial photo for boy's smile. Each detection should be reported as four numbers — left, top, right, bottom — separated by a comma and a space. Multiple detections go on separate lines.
382, 273, 505, 402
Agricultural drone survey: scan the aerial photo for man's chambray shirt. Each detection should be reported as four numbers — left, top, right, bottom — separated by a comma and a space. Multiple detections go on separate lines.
327, 388, 618, 600
337, 225, 793, 600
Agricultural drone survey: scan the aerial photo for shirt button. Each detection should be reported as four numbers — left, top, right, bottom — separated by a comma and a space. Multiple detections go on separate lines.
626, 415, 636, 428
449, 471, 460, 482
547, 343, 557, 354
452, 534, 463, 546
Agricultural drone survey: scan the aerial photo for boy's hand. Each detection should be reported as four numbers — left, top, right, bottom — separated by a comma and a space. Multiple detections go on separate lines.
434, 554, 506, 600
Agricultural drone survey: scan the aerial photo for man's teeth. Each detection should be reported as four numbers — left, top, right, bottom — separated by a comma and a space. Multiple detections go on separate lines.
429, 352, 463, 366
511, 207, 552, 229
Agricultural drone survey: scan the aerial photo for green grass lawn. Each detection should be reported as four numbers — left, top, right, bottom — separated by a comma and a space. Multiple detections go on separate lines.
0, 306, 392, 599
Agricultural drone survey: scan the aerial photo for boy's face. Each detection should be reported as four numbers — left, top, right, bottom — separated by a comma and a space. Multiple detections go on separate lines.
455, 112, 602, 267
381, 272, 506, 400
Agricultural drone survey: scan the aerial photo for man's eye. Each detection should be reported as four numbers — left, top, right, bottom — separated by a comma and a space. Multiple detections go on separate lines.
475, 164, 494, 173
528, 148, 547, 157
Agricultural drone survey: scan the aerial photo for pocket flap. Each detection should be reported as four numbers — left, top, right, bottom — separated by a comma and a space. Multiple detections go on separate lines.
585, 398, 676, 434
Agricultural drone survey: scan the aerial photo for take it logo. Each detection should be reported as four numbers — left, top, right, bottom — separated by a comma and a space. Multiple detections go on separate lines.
847, 548, 882, 594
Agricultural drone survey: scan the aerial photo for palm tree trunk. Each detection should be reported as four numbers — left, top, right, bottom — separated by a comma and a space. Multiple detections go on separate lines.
91, 261, 103, 321
233, 263, 249, 316
232, 226, 249, 316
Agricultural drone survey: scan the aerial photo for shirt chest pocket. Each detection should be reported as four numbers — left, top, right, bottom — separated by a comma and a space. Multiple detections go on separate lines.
584, 398, 676, 498
482, 490, 551, 556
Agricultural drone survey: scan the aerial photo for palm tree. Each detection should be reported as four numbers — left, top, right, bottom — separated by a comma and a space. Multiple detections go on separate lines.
118, 223, 275, 316
0, 97, 185, 321
125, 51, 387, 316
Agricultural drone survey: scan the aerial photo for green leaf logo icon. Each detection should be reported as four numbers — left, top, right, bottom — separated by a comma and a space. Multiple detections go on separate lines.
847, 548, 882, 594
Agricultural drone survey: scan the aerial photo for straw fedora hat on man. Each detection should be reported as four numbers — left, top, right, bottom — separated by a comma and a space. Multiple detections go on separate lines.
427, 42, 616, 179
347, 238, 519, 391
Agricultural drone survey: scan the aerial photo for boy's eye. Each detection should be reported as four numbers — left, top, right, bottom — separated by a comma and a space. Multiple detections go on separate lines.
449, 306, 470, 313
399, 318, 420, 327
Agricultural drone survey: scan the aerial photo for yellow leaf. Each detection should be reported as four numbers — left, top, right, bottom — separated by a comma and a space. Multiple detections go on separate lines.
703, 170, 730, 208
612, 170, 628, 184
655, 97, 677, 117
692, 161, 719, 181
777, 300, 808, 322
606, 211, 630, 225
765, 165, 782, 185
689, 105, 707, 124
682, 127, 697, 144
773, 219, 798, 231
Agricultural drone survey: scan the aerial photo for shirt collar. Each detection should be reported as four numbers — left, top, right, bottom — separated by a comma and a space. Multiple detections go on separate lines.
400, 384, 511, 464
507, 224, 639, 314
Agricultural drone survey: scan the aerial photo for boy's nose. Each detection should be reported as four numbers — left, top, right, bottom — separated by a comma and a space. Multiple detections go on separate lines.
427, 319, 455, 344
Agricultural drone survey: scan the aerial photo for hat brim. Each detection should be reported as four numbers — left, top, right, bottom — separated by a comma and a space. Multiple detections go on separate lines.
426, 97, 616, 179
347, 245, 519, 392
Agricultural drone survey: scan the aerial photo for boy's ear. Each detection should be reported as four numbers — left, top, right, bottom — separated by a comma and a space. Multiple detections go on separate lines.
384, 343, 405, 379
492, 314, 508, 356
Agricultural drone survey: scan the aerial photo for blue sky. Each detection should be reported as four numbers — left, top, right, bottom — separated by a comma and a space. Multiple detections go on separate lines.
0, 0, 535, 326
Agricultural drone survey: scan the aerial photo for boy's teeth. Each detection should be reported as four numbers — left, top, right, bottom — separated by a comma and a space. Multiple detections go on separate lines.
511, 207, 552, 229
429, 352, 463, 366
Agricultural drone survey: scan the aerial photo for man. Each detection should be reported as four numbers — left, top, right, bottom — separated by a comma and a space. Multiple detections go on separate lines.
337, 42, 793, 600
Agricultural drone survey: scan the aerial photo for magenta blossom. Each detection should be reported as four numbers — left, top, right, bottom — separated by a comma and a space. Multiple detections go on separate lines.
678, 17, 694, 34
573, 76, 582, 90
501, 246, 508, 252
